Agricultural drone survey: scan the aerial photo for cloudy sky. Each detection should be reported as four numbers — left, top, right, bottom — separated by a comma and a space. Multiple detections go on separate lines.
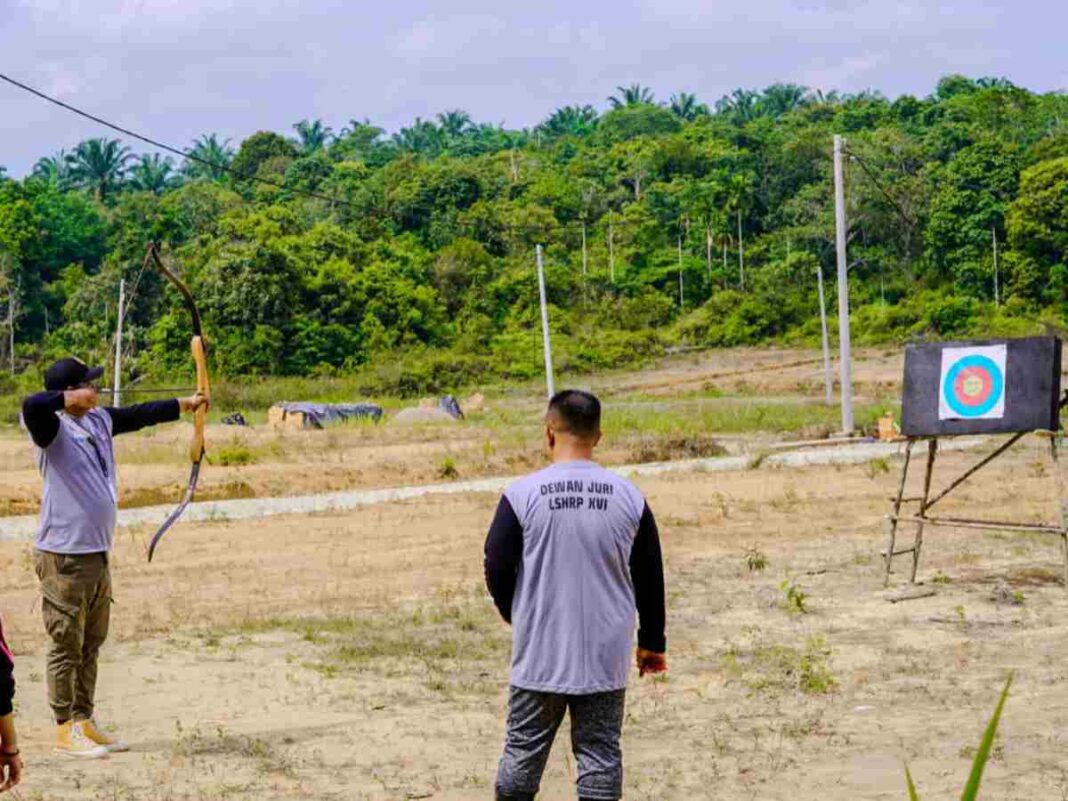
1, 0, 1065, 176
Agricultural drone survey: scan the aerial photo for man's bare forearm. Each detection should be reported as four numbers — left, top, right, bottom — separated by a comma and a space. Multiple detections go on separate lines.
0, 714, 17, 752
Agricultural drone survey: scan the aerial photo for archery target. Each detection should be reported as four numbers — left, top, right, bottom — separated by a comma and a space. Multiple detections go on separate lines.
938, 345, 1006, 420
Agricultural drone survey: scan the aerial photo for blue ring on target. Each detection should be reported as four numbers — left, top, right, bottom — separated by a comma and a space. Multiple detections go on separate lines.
943, 354, 1004, 418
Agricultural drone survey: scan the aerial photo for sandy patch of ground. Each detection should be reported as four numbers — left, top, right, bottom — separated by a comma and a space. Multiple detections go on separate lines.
3, 436, 1068, 799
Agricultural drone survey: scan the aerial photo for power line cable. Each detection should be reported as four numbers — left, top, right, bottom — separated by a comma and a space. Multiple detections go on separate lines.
841, 144, 917, 230
0, 70, 701, 237
0, 70, 347, 206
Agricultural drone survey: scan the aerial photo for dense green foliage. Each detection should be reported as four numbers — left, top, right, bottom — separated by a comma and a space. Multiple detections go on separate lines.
0, 76, 1066, 394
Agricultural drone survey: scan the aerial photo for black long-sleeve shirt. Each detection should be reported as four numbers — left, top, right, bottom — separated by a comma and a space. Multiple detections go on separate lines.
0, 617, 13, 717
484, 496, 667, 653
22, 391, 180, 449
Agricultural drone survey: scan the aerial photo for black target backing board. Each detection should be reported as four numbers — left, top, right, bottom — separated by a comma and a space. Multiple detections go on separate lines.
900, 337, 1062, 437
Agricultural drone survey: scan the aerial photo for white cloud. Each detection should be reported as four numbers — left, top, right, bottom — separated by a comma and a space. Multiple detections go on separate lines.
389, 13, 507, 58
798, 52, 884, 90
15, 0, 276, 34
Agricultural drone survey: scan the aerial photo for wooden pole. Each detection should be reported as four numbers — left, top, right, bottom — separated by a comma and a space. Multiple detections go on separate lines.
706, 222, 713, 283
581, 221, 588, 277
833, 134, 854, 434
884, 438, 914, 586
992, 226, 1000, 306
535, 245, 555, 398
608, 212, 615, 283
911, 439, 938, 583
816, 263, 834, 406
737, 209, 744, 290
677, 232, 684, 308
113, 278, 125, 407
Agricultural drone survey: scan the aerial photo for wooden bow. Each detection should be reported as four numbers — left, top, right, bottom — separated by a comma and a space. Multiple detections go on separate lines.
144, 242, 210, 562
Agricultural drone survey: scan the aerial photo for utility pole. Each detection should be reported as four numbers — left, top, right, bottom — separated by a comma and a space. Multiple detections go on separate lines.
992, 226, 1000, 306
677, 232, 684, 308
705, 221, 713, 283
608, 212, 615, 283
113, 278, 125, 407
535, 245, 555, 399
816, 263, 834, 406
581, 221, 588, 277
833, 134, 854, 434
6, 283, 16, 376
737, 209, 744, 290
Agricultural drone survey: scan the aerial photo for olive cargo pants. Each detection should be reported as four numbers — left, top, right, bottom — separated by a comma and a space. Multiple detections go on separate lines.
34, 551, 111, 723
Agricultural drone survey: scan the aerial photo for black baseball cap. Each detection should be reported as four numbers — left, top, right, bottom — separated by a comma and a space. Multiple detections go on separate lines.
44, 357, 104, 391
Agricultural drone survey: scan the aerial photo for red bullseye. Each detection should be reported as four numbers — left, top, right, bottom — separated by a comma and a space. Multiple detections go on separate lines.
953, 366, 993, 407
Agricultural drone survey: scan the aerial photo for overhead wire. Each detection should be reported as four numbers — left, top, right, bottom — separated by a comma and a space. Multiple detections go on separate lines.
0, 71, 346, 207
0, 70, 659, 237
841, 144, 917, 230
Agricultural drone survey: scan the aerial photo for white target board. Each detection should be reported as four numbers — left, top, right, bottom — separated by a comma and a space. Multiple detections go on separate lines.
938, 345, 1007, 421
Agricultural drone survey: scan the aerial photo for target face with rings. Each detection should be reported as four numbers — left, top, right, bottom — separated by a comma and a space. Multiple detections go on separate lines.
939, 345, 1006, 420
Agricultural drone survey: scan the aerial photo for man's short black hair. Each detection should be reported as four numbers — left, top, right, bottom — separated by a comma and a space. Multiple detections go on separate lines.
547, 389, 601, 437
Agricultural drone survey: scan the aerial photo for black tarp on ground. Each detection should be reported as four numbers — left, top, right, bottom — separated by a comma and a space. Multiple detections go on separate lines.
438, 395, 464, 420
278, 402, 384, 429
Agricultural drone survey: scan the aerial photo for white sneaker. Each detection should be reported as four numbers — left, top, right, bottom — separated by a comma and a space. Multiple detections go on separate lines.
80, 718, 130, 753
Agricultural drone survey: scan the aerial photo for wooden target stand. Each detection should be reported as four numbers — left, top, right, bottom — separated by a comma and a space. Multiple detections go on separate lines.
884, 337, 1066, 587
883, 421, 1068, 588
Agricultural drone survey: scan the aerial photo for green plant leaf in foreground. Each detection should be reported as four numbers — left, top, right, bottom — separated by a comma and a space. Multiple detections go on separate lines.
902, 673, 1012, 800
961, 673, 1013, 801
905, 765, 920, 801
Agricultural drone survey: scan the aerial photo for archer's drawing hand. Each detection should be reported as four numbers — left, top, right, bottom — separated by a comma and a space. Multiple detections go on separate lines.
636, 648, 667, 677
63, 388, 98, 417
179, 391, 210, 414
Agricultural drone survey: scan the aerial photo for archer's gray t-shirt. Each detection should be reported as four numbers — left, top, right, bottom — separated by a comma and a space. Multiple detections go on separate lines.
503, 460, 646, 694
34, 409, 118, 554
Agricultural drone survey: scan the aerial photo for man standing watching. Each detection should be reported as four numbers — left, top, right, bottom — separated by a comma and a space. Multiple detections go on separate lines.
22, 357, 208, 759
484, 389, 666, 801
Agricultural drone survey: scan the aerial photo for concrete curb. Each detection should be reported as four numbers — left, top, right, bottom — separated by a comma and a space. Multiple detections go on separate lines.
0, 437, 984, 542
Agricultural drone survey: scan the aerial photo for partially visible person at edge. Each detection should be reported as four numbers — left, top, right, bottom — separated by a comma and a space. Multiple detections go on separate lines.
21, 357, 208, 759
484, 389, 667, 801
0, 613, 24, 792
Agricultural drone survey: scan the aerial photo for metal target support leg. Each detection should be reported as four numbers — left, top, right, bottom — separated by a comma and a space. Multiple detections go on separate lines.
884, 439, 915, 586
1047, 432, 1068, 590
911, 439, 939, 583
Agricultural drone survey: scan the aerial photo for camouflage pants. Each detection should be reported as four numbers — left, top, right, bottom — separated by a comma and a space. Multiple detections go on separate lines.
34, 551, 111, 723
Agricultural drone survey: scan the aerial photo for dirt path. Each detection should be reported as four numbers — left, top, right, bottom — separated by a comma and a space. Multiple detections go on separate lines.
4, 438, 1068, 799
0, 437, 984, 542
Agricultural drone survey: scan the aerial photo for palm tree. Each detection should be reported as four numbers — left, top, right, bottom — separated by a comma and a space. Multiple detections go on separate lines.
436, 110, 473, 141
293, 119, 334, 154
184, 134, 234, 180
810, 89, 842, 105
392, 118, 445, 155
608, 84, 655, 108
32, 150, 74, 188
67, 138, 132, 200
537, 105, 599, 139
128, 154, 177, 194
669, 92, 709, 121
757, 83, 812, 118
715, 89, 761, 123
976, 76, 1015, 90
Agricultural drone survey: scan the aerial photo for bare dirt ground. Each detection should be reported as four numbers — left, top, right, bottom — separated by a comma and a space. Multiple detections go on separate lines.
3, 429, 1068, 800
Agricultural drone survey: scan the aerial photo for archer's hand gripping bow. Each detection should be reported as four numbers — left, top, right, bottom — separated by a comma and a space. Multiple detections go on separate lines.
145, 242, 210, 561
